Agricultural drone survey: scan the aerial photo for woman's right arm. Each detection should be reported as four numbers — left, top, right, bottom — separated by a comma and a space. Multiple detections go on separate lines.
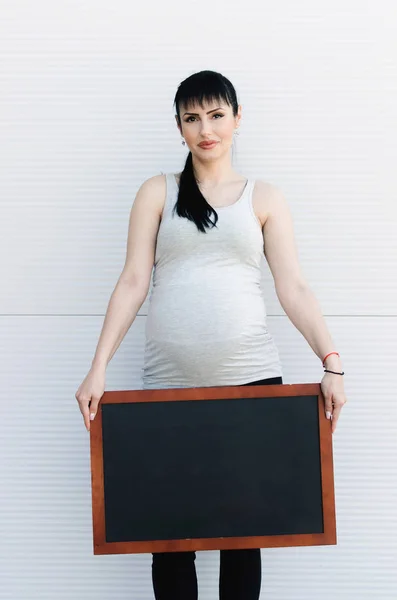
75, 174, 166, 431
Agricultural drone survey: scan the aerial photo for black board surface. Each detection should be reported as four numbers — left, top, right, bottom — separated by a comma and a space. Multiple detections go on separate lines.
100, 393, 323, 544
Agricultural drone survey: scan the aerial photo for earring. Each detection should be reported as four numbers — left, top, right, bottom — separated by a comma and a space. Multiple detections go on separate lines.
234, 129, 240, 136
181, 139, 186, 145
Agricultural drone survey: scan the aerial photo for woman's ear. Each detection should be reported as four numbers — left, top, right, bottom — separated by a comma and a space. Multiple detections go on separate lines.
175, 114, 182, 136
236, 104, 242, 128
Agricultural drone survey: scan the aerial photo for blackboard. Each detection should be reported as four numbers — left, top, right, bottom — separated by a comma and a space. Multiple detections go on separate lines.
90, 383, 336, 555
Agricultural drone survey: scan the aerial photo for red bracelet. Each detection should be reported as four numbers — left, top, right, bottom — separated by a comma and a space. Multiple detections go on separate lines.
322, 351, 340, 366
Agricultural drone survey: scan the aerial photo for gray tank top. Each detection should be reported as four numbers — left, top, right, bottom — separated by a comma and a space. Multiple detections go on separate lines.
142, 173, 283, 389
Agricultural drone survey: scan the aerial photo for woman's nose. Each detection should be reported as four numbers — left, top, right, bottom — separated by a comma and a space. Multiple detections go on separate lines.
199, 122, 213, 135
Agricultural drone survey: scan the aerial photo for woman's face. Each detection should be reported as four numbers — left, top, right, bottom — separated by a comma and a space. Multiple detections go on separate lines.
176, 100, 241, 157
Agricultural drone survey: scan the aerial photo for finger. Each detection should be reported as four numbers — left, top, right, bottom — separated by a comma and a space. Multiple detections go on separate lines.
331, 405, 341, 433
324, 397, 333, 420
88, 398, 100, 422
77, 398, 91, 432
81, 403, 91, 432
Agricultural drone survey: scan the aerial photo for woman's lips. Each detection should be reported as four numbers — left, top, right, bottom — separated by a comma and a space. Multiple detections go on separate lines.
198, 142, 218, 149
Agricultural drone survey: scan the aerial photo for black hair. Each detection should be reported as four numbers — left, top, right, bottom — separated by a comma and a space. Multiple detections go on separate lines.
173, 70, 239, 233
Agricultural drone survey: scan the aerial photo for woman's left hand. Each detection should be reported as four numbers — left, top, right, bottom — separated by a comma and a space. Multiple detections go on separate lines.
320, 372, 348, 434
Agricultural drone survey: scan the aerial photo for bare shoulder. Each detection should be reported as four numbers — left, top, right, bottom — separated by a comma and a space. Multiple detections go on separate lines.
134, 173, 167, 217
252, 179, 286, 228
141, 172, 166, 190
253, 180, 304, 289
120, 174, 167, 288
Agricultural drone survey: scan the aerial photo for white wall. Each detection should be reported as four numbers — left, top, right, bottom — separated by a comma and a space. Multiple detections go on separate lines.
1, 1, 396, 598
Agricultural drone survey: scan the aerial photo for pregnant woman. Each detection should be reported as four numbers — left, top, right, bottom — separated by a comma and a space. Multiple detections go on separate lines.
75, 69, 347, 599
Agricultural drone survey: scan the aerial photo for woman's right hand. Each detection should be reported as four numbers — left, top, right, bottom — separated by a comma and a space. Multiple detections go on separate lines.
75, 366, 106, 432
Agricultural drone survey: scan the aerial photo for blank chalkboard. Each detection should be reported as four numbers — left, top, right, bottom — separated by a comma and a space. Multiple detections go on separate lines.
89, 383, 336, 555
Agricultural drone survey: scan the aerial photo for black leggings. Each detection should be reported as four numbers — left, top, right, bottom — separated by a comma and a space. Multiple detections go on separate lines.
151, 375, 283, 600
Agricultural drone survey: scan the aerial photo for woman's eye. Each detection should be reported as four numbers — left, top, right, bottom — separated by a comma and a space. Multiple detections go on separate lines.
185, 113, 224, 123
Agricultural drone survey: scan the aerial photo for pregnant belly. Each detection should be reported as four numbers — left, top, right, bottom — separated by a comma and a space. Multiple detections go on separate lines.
143, 334, 260, 383
146, 285, 267, 344
144, 306, 274, 386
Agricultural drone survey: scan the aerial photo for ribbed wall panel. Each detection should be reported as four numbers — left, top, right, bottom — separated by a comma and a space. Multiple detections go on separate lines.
1, 1, 396, 598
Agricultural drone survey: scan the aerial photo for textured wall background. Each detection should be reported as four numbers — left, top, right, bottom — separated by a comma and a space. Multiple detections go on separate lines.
1, 1, 396, 598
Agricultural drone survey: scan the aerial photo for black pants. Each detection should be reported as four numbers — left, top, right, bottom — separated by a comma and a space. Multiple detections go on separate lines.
151, 375, 283, 600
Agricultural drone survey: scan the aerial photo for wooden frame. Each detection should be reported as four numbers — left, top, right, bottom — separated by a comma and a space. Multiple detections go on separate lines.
90, 383, 336, 555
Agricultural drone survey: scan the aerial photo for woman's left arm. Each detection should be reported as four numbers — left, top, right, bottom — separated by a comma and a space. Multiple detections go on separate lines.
275, 284, 347, 434
259, 182, 348, 433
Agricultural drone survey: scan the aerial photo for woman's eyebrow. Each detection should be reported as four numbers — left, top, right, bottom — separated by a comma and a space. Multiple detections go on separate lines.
183, 107, 224, 116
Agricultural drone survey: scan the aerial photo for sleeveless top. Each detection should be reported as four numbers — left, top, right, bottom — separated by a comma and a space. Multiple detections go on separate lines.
142, 173, 283, 389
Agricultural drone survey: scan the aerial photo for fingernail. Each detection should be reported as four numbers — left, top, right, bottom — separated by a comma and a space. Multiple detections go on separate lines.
326, 411, 331, 420
90, 413, 95, 421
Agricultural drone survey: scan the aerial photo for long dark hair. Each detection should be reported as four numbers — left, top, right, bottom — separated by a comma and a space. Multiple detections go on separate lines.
173, 70, 239, 233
